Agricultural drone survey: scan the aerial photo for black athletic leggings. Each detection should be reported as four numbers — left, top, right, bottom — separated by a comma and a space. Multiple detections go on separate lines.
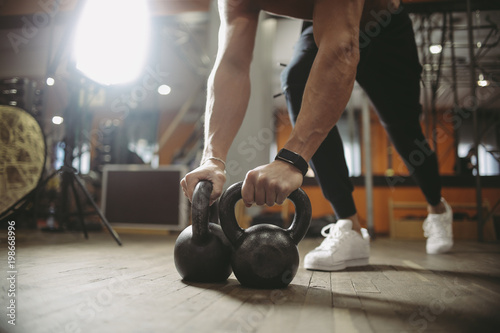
280, 8, 442, 218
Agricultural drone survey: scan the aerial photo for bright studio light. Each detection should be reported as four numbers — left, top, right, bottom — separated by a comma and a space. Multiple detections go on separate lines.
52, 116, 64, 125
46, 77, 55, 86
158, 84, 171, 95
73, 0, 150, 85
429, 44, 442, 54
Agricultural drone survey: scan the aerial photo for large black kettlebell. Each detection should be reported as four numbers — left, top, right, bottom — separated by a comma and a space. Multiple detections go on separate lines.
174, 181, 232, 282
219, 181, 312, 289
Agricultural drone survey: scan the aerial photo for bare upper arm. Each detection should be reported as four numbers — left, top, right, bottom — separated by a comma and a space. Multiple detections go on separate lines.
215, 0, 260, 70
310, 0, 365, 68
312, 0, 364, 47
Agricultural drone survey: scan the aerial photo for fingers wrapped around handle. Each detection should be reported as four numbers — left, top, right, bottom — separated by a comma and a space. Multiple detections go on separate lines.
219, 181, 311, 245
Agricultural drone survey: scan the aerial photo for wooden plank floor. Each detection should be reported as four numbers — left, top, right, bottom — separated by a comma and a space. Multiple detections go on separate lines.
1, 230, 500, 333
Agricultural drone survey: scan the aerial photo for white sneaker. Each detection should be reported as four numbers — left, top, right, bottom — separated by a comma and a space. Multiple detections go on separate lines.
304, 219, 370, 271
423, 198, 453, 254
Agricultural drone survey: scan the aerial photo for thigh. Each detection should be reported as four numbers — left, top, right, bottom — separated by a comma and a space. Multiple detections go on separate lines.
281, 24, 318, 123
356, 8, 423, 126
280, 24, 317, 92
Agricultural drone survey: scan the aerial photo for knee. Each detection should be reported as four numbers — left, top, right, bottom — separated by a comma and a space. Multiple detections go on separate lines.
383, 116, 428, 154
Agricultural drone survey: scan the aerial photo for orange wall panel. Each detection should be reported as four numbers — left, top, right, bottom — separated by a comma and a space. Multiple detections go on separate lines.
265, 109, 498, 236
352, 186, 500, 235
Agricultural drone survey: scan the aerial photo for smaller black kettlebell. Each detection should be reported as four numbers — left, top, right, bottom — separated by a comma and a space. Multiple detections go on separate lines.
219, 181, 312, 289
174, 181, 232, 282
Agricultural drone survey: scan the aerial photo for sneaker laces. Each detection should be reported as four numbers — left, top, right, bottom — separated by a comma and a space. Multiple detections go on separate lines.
316, 223, 345, 250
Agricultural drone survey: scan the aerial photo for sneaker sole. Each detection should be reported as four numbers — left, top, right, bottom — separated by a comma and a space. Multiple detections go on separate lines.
304, 257, 369, 271
426, 243, 453, 254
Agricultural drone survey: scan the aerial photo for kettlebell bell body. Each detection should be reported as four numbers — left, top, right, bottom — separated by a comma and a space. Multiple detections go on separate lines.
174, 181, 232, 282
219, 182, 312, 289
231, 224, 299, 288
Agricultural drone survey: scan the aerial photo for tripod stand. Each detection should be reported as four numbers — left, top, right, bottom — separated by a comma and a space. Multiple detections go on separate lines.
35, 70, 122, 246
36, 165, 122, 246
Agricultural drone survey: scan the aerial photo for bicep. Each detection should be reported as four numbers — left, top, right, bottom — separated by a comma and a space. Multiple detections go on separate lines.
215, 0, 260, 71
312, 0, 364, 50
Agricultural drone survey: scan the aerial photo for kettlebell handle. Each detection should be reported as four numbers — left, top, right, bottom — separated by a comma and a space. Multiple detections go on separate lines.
219, 181, 312, 245
192, 180, 213, 244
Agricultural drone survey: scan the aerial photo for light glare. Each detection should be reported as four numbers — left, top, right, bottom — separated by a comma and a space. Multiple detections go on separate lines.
477, 74, 490, 87
46, 77, 55, 86
74, 0, 150, 85
52, 116, 64, 125
158, 84, 171, 95
429, 44, 442, 54
477, 80, 490, 87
